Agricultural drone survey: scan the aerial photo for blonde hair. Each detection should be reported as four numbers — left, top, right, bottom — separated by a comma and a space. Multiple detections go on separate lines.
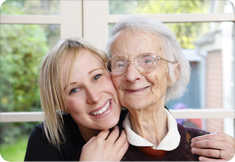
39, 37, 108, 150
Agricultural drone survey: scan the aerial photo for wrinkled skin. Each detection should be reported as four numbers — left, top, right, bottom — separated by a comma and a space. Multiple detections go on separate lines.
110, 29, 180, 145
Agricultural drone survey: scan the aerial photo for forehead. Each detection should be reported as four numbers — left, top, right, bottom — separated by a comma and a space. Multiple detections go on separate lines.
110, 29, 163, 58
63, 49, 103, 76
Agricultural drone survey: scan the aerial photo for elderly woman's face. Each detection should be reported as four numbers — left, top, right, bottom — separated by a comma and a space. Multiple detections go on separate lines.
110, 30, 171, 110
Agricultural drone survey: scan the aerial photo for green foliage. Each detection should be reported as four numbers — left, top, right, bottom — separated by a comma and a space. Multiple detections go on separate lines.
0, 1, 49, 143
0, 135, 28, 161
0, 24, 48, 112
109, 0, 138, 14
133, 0, 209, 48
1, 0, 60, 15
0, 0, 25, 15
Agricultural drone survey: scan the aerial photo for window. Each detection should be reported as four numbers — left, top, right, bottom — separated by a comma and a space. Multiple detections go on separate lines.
0, 0, 234, 161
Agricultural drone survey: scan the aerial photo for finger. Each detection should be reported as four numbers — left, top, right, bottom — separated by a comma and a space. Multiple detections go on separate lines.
191, 140, 226, 150
106, 126, 120, 143
211, 130, 226, 135
192, 134, 227, 143
97, 129, 110, 140
117, 138, 129, 158
85, 136, 96, 145
192, 148, 227, 159
198, 156, 226, 162
114, 129, 127, 148
117, 131, 129, 158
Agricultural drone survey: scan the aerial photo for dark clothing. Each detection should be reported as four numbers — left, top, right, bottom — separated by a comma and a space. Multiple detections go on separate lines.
25, 109, 208, 161
24, 109, 128, 161
121, 123, 209, 161
24, 113, 84, 161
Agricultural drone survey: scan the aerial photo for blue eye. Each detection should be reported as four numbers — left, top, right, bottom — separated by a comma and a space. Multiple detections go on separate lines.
93, 74, 101, 81
69, 88, 79, 95
144, 59, 152, 63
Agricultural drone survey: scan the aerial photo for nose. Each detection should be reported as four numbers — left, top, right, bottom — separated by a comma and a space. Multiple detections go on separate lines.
86, 87, 102, 104
125, 63, 141, 83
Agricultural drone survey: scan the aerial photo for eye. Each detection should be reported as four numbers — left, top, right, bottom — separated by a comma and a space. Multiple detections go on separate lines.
113, 59, 127, 70
69, 88, 80, 95
139, 55, 155, 66
93, 74, 102, 81
144, 59, 152, 63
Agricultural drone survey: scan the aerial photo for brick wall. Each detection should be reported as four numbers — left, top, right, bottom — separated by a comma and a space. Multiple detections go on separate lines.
206, 50, 224, 132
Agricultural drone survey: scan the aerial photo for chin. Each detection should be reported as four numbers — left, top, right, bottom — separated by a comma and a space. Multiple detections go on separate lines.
104, 117, 119, 129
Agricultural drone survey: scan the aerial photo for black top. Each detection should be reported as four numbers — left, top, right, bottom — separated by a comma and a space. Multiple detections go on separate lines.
24, 109, 128, 161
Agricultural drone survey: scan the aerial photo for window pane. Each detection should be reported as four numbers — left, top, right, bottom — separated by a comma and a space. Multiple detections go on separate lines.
0, 122, 40, 161
109, 0, 233, 14
1, 0, 60, 15
0, 24, 60, 112
166, 22, 234, 110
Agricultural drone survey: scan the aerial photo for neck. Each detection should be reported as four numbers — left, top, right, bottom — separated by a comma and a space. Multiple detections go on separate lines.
78, 125, 100, 142
129, 101, 168, 146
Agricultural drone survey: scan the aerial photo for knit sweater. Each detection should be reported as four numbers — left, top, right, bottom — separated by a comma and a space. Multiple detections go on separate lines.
120, 123, 209, 161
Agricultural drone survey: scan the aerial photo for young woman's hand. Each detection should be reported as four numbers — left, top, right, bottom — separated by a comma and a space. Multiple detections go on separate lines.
191, 130, 235, 161
79, 126, 129, 161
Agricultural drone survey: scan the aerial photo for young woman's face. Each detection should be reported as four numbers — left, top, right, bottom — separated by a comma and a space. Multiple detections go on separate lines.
63, 50, 121, 132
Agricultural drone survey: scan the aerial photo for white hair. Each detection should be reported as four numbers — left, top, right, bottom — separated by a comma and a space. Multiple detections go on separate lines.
107, 15, 190, 102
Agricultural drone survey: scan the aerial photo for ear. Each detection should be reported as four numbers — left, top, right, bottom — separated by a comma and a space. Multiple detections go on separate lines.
167, 63, 180, 86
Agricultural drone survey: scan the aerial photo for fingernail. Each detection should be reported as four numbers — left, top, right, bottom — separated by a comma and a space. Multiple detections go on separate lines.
191, 148, 195, 154
114, 126, 119, 130
191, 138, 194, 142
199, 157, 203, 161
191, 143, 194, 147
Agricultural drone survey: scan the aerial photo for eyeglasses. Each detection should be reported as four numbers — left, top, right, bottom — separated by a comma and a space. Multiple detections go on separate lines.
106, 53, 177, 76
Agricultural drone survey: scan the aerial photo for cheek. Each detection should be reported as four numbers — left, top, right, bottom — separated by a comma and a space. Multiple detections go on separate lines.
103, 75, 120, 98
112, 76, 122, 90
66, 98, 83, 113
151, 67, 169, 95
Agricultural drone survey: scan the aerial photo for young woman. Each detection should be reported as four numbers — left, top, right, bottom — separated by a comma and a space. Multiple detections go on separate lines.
24, 37, 129, 161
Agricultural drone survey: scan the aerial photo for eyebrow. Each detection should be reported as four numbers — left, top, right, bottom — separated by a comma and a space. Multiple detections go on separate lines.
63, 68, 103, 90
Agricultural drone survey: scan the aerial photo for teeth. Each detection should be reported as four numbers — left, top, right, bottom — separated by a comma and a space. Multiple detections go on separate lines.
91, 101, 111, 116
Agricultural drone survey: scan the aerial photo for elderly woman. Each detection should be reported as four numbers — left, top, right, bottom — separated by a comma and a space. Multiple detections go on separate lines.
106, 15, 234, 161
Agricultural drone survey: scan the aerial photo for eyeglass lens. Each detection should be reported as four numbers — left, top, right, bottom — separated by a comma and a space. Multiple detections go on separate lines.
107, 54, 157, 75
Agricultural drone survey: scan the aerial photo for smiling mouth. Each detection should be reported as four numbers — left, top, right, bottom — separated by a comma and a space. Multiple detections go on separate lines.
90, 101, 111, 116
125, 86, 150, 93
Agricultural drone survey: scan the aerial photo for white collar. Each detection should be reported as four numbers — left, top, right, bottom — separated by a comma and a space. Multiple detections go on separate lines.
123, 109, 180, 151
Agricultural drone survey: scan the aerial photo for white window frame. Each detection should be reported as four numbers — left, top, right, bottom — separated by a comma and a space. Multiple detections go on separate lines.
0, 0, 234, 136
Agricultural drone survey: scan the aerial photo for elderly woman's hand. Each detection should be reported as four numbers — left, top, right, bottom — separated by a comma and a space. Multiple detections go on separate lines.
79, 126, 129, 161
191, 130, 235, 161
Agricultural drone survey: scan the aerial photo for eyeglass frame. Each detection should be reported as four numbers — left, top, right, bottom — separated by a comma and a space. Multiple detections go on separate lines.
105, 53, 177, 76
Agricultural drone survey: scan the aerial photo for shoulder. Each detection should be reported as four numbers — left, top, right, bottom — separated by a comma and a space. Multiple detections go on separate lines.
25, 113, 81, 161
177, 123, 209, 140
30, 113, 75, 138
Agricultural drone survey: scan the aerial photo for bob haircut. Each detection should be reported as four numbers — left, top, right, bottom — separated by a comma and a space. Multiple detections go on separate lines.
107, 15, 190, 102
39, 37, 108, 150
